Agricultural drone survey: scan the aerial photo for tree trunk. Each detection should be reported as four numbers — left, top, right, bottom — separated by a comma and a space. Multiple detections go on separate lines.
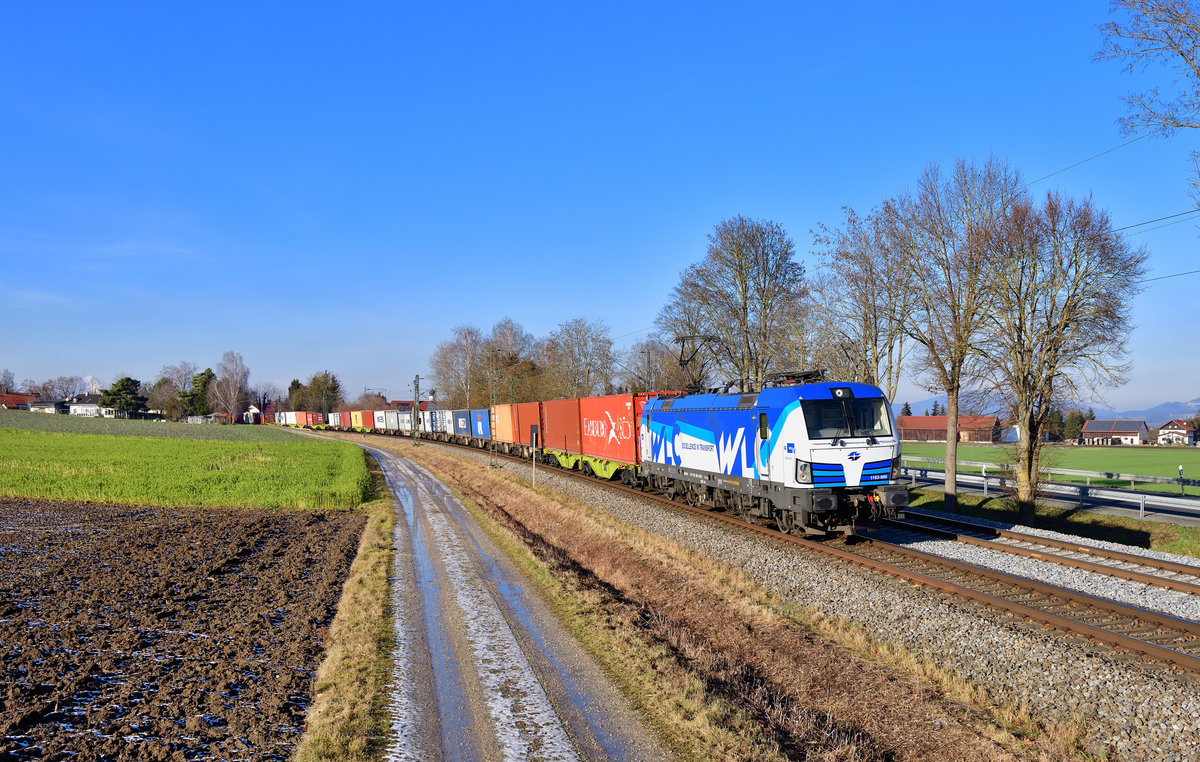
944, 391, 959, 511
1015, 416, 1040, 524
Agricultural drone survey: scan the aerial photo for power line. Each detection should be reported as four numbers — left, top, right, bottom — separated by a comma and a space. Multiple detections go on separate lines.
1025, 133, 1151, 187
1137, 268, 1200, 284
1113, 209, 1200, 232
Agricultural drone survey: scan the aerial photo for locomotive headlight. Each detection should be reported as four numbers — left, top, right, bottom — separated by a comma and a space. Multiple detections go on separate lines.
890, 456, 901, 480
796, 460, 812, 484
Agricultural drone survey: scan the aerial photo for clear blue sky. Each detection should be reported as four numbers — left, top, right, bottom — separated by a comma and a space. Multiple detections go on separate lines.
2, 2, 1196, 410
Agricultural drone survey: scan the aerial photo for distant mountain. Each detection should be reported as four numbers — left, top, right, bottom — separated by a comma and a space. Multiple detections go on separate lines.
892, 395, 1200, 426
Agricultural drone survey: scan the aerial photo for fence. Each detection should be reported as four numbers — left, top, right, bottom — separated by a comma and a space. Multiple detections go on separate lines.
900, 456, 1200, 518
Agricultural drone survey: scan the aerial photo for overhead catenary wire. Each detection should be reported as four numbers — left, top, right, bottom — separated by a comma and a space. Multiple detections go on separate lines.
1024, 133, 1151, 188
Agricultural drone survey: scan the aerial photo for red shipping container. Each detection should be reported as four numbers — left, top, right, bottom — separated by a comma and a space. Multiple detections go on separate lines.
515, 402, 541, 446
491, 404, 518, 443
579, 394, 654, 465
541, 398, 582, 454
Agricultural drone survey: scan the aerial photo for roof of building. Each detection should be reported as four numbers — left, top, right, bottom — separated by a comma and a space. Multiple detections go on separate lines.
1160, 420, 1197, 432
0, 392, 38, 407
1082, 419, 1148, 434
68, 393, 103, 405
896, 415, 999, 430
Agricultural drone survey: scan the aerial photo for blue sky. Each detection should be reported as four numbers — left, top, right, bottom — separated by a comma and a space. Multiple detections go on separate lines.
2, 2, 1196, 409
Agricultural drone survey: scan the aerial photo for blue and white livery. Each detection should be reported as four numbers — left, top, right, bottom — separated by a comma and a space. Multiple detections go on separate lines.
640, 381, 907, 534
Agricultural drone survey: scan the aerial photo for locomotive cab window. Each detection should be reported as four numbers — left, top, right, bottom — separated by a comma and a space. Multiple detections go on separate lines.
801, 398, 892, 440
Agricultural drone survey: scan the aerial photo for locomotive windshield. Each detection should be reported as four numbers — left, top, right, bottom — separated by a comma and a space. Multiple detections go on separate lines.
800, 398, 892, 440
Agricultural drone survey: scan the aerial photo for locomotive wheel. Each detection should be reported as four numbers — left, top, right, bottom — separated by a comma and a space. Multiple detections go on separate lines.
775, 509, 796, 535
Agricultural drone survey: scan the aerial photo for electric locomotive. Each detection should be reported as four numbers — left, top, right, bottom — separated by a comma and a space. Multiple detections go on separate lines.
639, 375, 907, 535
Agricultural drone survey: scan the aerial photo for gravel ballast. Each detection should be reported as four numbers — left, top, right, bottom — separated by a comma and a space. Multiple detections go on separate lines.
438, 446, 1200, 761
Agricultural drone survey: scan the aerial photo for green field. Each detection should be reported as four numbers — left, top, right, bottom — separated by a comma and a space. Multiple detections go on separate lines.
0, 408, 298, 441
901, 442, 1200, 495
0, 428, 370, 510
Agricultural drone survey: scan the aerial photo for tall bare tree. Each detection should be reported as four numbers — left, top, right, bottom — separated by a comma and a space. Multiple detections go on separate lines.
161, 361, 199, 396
538, 317, 617, 398
812, 205, 915, 400
623, 335, 693, 393
984, 193, 1149, 521
660, 215, 804, 392
0, 369, 15, 393
1098, 0, 1200, 196
890, 158, 1024, 510
430, 326, 485, 408
207, 351, 250, 422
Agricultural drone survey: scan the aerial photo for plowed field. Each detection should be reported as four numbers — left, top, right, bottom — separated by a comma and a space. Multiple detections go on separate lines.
0, 498, 364, 761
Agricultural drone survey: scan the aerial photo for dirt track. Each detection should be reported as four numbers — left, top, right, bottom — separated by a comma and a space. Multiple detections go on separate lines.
0, 498, 363, 761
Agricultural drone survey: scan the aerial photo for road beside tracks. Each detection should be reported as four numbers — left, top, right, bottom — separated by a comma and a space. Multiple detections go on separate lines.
362, 442, 669, 762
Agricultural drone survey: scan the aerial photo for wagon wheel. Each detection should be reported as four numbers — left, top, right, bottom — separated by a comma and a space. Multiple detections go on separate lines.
775, 509, 796, 535
684, 487, 700, 507
733, 495, 753, 522
663, 481, 678, 501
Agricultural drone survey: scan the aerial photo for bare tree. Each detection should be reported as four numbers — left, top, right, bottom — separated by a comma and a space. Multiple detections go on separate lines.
1098, 0, 1200, 196
890, 158, 1024, 510
430, 325, 484, 408
147, 377, 182, 419
538, 317, 617, 398
0, 369, 14, 393
660, 215, 805, 392
812, 205, 915, 400
984, 193, 1149, 521
50, 376, 85, 399
251, 382, 283, 414
207, 351, 250, 422
160, 361, 199, 395
623, 335, 692, 393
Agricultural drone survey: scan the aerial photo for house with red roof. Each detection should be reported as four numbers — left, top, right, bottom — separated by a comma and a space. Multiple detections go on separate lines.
1082, 419, 1149, 445
1157, 420, 1196, 446
0, 392, 37, 409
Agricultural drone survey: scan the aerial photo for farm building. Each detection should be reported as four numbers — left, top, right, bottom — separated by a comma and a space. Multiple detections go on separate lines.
0, 392, 38, 409
1081, 419, 1149, 445
896, 415, 1001, 442
1157, 420, 1196, 446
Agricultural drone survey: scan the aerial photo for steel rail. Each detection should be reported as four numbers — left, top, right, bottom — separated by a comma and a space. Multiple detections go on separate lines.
879, 515, 1200, 596
902, 509, 1200, 583
319, 429, 1200, 673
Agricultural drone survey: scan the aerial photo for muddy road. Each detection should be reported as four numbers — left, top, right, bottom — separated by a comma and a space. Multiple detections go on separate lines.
365, 444, 668, 761
0, 499, 363, 761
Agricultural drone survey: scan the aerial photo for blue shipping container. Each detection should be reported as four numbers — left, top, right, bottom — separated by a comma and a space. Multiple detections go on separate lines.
453, 409, 472, 436
470, 408, 491, 439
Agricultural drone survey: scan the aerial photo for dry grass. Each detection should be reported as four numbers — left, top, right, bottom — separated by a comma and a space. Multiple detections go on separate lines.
379, 440, 1072, 761
294, 457, 396, 761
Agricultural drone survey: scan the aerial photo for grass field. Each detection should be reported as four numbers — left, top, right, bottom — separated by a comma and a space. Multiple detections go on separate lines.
902, 442, 1200, 496
0, 408, 298, 441
0, 428, 369, 510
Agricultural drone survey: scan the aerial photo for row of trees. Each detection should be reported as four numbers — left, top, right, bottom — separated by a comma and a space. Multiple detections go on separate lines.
428, 317, 694, 410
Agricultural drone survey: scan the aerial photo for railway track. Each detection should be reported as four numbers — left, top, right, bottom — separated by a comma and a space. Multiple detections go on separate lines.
326, 430, 1200, 675
880, 509, 1200, 596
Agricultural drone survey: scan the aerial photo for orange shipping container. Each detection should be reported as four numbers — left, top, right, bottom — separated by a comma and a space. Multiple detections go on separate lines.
491, 404, 517, 443
515, 402, 541, 446
579, 394, 654, 465
541, 398, 581, 453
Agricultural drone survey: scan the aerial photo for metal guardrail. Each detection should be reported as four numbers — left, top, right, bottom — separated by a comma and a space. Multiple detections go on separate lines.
901, 455, 1200, 489
901, 465, 1200, 518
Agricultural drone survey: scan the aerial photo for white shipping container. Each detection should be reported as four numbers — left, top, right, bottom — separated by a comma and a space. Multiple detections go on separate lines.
284, 411, 297, 426
383, 409, 400, 430
373, 410, 387, 429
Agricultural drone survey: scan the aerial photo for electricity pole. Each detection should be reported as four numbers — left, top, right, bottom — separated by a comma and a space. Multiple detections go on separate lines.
413, 374, 422, 444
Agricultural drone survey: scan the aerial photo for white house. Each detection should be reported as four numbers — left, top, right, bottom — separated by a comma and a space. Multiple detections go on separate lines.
1158, 420, 1197, 446
67, 393, 114, 418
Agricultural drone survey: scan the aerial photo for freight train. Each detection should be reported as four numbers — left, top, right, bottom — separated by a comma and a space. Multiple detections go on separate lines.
281, 376, 908, 535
